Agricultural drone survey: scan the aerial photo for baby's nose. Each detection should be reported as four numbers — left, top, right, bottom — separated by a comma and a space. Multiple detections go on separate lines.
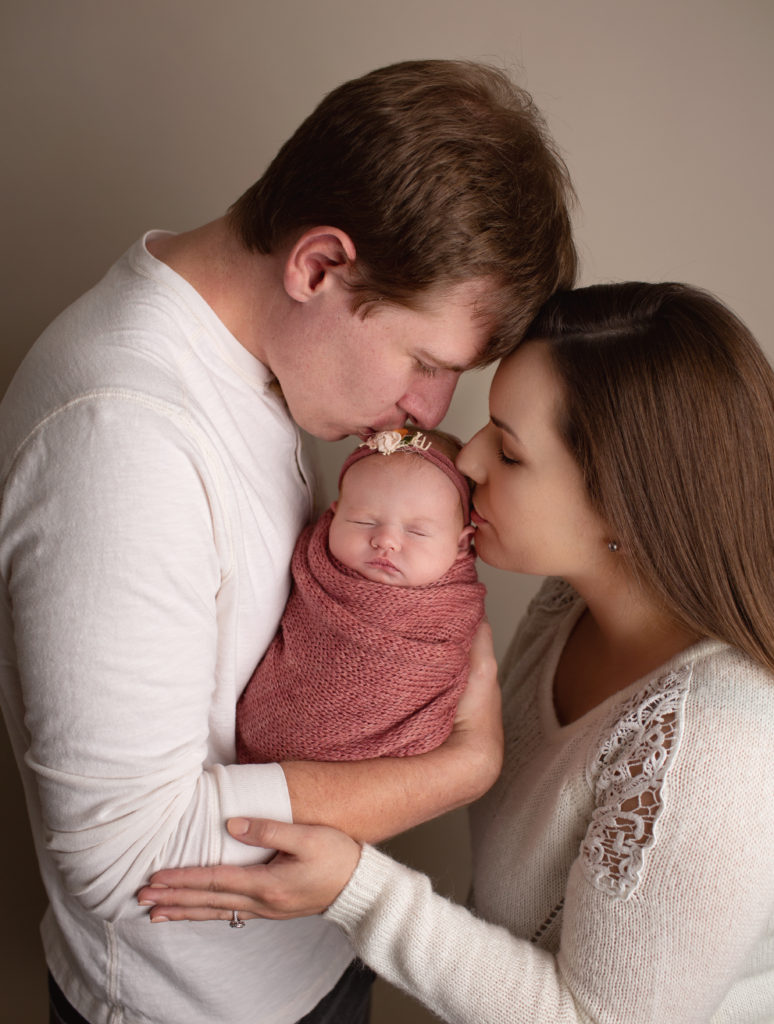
371, 529, 398, 551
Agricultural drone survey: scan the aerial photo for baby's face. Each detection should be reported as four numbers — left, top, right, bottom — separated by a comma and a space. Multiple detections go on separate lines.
329, 455, 472, 587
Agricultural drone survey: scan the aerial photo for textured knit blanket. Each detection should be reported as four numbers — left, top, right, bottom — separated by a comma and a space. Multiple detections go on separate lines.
236, 508, 487, 762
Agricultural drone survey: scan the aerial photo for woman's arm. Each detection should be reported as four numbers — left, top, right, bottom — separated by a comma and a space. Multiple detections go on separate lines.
139, 663, 774, 1023
138, 820, 586, 1024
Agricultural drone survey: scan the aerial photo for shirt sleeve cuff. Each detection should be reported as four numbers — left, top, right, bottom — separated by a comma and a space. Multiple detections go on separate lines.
211, 761, 293, 865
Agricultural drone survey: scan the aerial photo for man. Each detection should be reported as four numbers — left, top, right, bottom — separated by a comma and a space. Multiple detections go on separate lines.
0, 60, 576, 1024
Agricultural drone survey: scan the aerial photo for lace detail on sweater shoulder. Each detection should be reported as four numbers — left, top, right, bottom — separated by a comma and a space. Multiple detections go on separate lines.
581, 664, 692, 900
528, 578, 578, 615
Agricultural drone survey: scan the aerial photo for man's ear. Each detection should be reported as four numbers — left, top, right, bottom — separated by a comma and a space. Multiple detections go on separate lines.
456, 524, 476, 558
283, 227, 357, 302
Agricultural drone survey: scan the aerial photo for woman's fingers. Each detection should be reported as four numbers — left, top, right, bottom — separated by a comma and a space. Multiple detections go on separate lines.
226, 815, 305, 849
139, 878, 257, 911
145, 819, 312, 891
147, 901, 260, 925
138, 820, 362, 922
138, 866, 313, 922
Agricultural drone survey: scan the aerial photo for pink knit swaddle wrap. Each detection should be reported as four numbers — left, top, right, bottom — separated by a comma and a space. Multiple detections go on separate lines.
236, 508, 486, 762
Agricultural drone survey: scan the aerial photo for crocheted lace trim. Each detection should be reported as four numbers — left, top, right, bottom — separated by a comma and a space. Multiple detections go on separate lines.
581, 664, 692, 900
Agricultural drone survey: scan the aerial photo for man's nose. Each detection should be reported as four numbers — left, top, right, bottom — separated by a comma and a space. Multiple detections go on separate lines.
398, 374, 459, 430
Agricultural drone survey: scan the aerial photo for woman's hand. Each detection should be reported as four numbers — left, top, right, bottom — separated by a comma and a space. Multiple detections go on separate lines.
137, 818, 361, 923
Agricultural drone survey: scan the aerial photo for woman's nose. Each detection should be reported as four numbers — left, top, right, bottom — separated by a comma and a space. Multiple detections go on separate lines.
456, 427, 487, 483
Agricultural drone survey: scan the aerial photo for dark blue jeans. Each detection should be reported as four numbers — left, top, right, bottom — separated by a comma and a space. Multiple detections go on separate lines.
297, 960, 375, 1023
49, 961, 375, 1024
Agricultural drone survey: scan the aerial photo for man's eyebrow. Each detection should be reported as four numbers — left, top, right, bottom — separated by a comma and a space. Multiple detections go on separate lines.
415, 349, 472, 373
491, 414, 520, 441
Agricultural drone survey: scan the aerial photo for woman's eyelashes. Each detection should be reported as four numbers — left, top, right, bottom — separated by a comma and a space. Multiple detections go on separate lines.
497, 448, 521, 466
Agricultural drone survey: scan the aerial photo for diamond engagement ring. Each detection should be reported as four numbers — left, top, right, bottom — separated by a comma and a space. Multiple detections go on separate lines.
230, 909, 245, 929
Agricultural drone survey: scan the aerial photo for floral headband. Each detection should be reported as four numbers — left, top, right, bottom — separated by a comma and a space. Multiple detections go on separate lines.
337, 429, 472, 520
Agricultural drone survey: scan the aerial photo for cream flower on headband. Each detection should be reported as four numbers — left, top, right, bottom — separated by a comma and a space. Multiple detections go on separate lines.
361, 429, 433, 455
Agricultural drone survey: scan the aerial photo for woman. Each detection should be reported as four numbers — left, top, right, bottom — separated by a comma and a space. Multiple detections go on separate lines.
140, 283, 774, 1023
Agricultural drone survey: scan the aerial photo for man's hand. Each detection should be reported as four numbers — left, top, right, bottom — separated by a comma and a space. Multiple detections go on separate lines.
441, 618, 503, 777
138, 818, 362, 923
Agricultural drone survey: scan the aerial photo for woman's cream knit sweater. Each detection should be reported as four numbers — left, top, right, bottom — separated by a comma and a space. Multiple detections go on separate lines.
326, 578, 774, 1022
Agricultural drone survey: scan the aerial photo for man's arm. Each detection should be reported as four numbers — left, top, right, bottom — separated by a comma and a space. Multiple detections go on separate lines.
3, 394, 499, 920
0, 399, 295, 918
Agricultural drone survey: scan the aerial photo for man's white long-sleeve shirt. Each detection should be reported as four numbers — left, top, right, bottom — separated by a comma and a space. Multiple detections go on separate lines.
0, 233, 353, 1024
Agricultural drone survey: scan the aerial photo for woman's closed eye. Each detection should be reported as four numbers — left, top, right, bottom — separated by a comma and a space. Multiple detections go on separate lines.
497, 448, 521, 466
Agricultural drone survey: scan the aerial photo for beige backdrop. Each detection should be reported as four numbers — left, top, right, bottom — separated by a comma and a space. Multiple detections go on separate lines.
2, 1, 772, 1021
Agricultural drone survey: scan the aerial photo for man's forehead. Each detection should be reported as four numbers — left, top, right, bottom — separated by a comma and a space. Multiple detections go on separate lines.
416, 276, 498, 365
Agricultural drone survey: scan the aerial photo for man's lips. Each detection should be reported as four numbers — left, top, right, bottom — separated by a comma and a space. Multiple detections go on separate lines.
470, 507, 488, 526
359, 419, 411, 440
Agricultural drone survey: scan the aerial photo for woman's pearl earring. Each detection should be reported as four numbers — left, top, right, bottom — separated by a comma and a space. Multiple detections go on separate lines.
607, 541, 620, 553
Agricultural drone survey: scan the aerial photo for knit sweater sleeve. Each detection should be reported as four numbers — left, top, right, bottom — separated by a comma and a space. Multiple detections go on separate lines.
0, 395, 292, 919
326, 844, 590, 1023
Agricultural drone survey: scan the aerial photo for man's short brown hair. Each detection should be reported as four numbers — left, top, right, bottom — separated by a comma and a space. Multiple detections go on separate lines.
229, 59, 577, 363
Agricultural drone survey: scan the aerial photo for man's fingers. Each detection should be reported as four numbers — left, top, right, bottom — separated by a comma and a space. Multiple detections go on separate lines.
468, 619, 496, 675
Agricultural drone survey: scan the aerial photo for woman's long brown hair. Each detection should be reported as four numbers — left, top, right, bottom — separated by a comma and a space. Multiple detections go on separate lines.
525, 282, 774, 674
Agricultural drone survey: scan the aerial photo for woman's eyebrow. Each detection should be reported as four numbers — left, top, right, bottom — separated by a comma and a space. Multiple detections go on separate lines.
491, 414, 520, 441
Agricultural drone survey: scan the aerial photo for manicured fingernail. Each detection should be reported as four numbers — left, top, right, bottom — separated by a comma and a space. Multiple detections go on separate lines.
228, 817, 250, 836
151, 915, 170, 923
138, 899, 156, 906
